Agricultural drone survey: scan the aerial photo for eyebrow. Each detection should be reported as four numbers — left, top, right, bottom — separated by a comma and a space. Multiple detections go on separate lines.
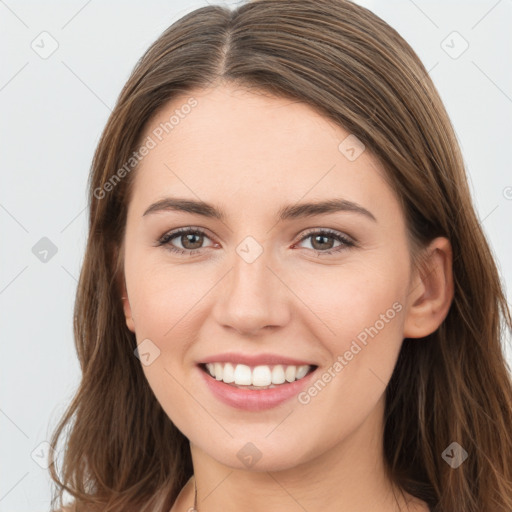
142, 197, 377, 222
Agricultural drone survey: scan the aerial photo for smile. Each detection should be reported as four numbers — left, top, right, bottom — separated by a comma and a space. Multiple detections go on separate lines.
201, 362, 315, 389
198, 362, 319, 411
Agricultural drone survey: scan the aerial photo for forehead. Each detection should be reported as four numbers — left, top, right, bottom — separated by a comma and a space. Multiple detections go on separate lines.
144, 85, 346, 160
129, 84, 397, 220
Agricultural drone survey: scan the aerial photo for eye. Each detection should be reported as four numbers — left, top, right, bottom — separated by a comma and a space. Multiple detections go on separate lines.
294, 229, 355, 255
157, 227, 355, 257
157, 227, 215, 255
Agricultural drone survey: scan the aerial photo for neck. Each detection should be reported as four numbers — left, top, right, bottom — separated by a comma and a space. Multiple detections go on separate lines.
186, 397, 420, 512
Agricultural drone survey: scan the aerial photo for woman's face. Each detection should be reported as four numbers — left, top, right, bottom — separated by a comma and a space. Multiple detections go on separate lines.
121, 84, 421, 471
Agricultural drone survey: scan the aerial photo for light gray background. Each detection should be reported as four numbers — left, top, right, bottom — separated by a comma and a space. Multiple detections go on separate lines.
1, 0, 511, 510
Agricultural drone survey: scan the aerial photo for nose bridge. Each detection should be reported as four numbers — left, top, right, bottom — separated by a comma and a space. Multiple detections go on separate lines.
213, 235, 290, 334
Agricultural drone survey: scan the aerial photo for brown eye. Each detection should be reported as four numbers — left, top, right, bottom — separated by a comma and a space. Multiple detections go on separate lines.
158, 228, 214, 255
310, 233, 336, 251
296, 229, 355, 255
178, 232, 204, 250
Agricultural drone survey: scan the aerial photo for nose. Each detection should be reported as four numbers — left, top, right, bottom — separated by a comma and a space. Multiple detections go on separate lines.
211, 244, 291, 336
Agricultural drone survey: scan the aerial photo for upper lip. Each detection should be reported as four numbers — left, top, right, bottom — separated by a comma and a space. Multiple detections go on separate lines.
199, 352, 317, 367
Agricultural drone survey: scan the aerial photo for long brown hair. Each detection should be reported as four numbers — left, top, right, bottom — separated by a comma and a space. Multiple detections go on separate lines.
48, 1, 512, 511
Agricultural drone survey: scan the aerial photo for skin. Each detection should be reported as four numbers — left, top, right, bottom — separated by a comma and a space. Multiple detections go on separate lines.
120, 83, 453, 512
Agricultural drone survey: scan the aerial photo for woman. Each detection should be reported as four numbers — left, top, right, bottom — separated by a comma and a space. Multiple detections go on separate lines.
49, 1, 512, 511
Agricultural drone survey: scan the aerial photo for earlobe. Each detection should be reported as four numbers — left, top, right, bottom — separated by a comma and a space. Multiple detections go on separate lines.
403, 237, 454, 339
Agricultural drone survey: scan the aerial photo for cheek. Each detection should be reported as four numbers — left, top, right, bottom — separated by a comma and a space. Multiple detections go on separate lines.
298, 264, 407, 417
288, 258, 407, 349
290, 258, 408, 413
125, 249, 202, 336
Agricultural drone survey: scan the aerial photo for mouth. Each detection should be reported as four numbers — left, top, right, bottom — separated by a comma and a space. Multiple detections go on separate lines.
196, 354, 320, 410
198, 362, 318, 389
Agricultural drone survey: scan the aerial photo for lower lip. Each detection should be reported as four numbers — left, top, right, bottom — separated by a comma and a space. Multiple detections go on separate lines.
199, 365, 317, 411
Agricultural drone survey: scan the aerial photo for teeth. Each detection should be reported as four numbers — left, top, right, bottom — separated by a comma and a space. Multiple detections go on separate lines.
285, 365, 296, 382
233, 364, 252, 385
252, 365, 272, 386
222, 362, 235, 383
204, 362, 312, 386
214, 362, 223, 381
296, 365, 308, 379
271, 364, 286, 384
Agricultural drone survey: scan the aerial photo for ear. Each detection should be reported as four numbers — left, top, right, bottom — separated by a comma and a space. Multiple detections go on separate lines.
120, 279, 136, 333
403, 237, 454, 338
115, 242, 136, 334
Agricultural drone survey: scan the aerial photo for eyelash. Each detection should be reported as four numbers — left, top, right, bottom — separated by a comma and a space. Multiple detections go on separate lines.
156, 227, 355, 256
